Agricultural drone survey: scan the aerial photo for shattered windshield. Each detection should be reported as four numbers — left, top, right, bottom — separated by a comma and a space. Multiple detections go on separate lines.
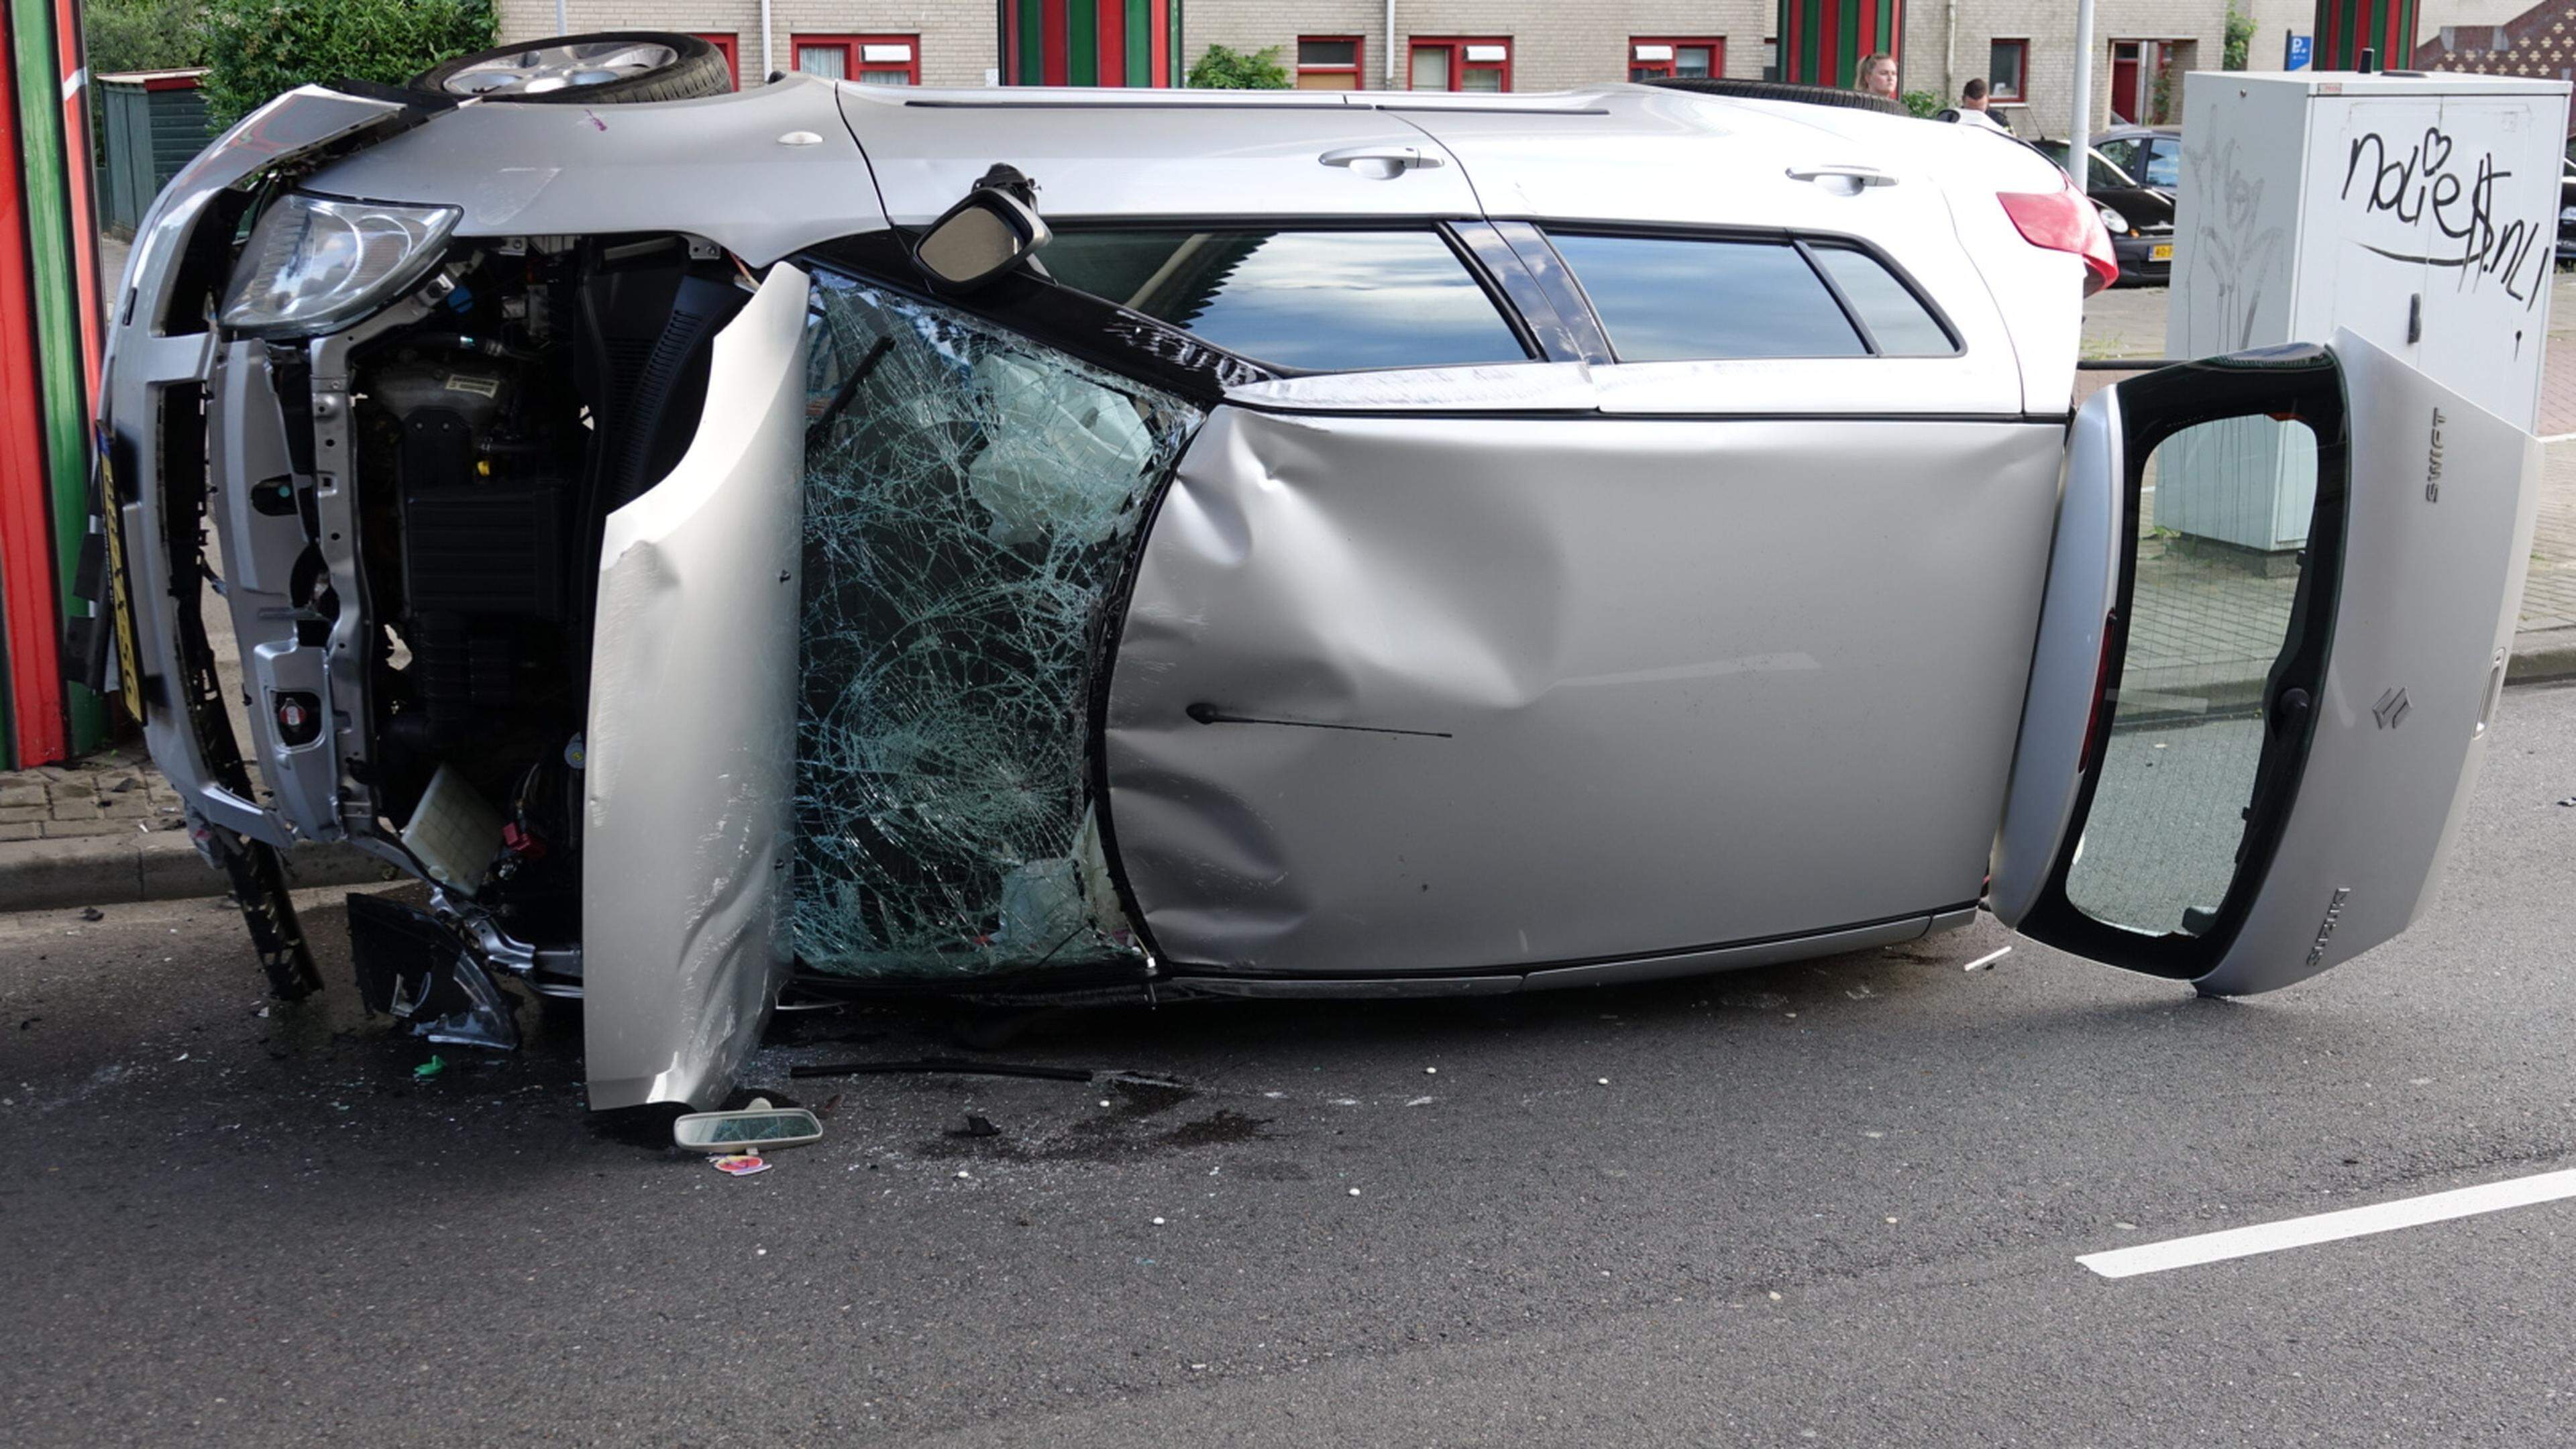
795, 270, 1204, 977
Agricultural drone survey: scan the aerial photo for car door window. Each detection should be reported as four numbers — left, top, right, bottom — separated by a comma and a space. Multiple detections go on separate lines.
1038, 228, 1529, 372
2139, 140, 2180, 188
1547, 233, 1957, 361
1547, 233, 1862, 360
1807, 246, 1959, 356
2095, 138, 2139, 177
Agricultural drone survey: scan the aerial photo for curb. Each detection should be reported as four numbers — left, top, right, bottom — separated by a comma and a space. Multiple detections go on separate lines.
0, 831, 398, 916
7, 629, 2576, 916
2507, 625, 2576, 686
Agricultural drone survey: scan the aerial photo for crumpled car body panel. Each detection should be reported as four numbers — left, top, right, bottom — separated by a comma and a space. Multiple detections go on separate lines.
1104, 405, 2068, 975
580, 266, 809, 1112
99, 85, 418, 846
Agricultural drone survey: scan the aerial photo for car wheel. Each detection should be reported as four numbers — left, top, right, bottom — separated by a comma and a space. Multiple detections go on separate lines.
410, 31, 734, 104
1643, 76, 1910, 117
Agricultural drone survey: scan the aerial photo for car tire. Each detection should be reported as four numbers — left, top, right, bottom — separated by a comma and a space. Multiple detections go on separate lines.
1644, 76, 1910, 118
409, 31, 735, 105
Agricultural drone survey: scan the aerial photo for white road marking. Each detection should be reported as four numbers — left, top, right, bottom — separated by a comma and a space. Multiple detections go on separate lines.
2080, 1168, 2576, 1278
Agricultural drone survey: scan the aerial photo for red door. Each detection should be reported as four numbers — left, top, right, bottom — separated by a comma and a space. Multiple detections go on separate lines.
2108, 42, 2141, 124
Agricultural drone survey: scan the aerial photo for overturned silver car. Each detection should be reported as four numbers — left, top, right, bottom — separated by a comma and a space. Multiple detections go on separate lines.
93, 36, 2542, 1110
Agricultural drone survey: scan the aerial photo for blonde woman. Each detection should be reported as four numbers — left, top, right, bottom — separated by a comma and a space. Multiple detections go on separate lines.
1856, 52, 1898, 100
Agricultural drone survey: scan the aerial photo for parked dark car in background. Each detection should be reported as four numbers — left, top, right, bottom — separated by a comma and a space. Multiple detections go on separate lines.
2559, 153, 2575, 264
2092, 125, 2182, 189
2036, 131, 2176, 284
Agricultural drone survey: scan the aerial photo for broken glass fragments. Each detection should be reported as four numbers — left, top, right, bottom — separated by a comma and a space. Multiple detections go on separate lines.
794, 271, 1203, 977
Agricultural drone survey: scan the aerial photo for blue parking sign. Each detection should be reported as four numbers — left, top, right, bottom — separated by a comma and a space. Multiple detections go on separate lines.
2286, 34, 2313, 70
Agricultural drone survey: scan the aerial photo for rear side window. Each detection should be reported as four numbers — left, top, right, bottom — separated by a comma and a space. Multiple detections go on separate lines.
1808, 246, 1956, 356
1546, 232, 1955, 362
1039, 228, 1529, 372
1548, 234, 1860, 360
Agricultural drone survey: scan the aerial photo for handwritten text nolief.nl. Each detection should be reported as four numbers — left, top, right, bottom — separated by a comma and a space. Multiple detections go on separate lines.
2341, 125, 2551, 310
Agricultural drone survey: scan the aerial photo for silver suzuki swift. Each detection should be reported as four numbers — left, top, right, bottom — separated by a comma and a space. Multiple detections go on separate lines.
91, 34, 2542, 1111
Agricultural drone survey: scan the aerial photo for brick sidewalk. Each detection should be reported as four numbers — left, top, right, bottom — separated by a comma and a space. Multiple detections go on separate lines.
0, 745, 186, 844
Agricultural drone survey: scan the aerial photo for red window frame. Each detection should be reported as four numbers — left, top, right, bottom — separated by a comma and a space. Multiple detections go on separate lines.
791, 33, 922, 85
694, 32, 739, 87
1987, 38, 2029, 101
1296, 34, 1364, 89
1627, 37, 1723, 83
1407, 36, 1511, 92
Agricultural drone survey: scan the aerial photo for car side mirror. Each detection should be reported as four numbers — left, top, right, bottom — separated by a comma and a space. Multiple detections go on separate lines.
913, 186, 1051, 291
672, 1098, 824, 1152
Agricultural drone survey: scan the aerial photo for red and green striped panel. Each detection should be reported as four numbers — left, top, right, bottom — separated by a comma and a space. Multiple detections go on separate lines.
1004, 0, 1177, 86
2314, 0, 2417, 70
1774, 0, 1904, 89
1, 0, 104, 765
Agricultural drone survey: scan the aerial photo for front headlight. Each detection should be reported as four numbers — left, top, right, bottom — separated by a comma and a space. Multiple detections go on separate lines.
2095, 203, 2131, 236
219, 193, 460, 338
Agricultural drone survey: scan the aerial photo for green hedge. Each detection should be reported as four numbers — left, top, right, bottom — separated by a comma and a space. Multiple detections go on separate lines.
201, 0, 495, 127
84, 0, 207, 75
1186, 43, 1289, 89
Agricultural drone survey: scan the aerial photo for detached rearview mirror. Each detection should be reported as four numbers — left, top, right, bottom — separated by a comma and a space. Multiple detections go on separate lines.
672, 1098, 824, 1152
914, 187, 1051, 291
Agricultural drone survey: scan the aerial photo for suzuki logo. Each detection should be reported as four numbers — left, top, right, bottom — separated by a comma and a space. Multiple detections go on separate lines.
2426, 407, 2446, 502
2373, 686, 2411, 730
2304, 886, 2353, 968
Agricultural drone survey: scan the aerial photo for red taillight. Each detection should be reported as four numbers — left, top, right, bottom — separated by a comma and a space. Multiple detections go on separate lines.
1999, 182, 2119, 297
2077, 616, 2118, 769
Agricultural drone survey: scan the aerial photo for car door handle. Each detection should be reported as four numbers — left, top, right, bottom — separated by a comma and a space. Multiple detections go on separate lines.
1786, 164, 1898, 191
1320, 146, 1444, 179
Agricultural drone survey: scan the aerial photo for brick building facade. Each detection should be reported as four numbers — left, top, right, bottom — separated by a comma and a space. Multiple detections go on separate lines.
492, 0, 2512, 137
2414, 0, 2576, 85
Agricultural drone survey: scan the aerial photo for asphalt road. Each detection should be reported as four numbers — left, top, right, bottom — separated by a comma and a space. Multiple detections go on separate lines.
6, 684, 2575, 1448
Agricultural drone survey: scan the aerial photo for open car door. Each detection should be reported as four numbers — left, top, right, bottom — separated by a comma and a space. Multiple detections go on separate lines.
581, 265, 809, 1109
1992, 330, 2541, 994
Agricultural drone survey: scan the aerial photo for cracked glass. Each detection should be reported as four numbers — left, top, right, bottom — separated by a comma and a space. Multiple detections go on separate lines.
794, 270, 1203, 977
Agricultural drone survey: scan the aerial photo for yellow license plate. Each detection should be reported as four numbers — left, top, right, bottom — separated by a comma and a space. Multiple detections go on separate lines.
95, 449, 146, 710
2149, 243, 2173, 263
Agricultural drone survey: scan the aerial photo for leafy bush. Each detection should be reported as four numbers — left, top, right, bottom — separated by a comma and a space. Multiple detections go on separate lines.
2223, 4, 2256, 70
1187, 43, 1289, 89
201, 0, 494, 126
85, 0, 206, 75
1900, 89, 1942, 119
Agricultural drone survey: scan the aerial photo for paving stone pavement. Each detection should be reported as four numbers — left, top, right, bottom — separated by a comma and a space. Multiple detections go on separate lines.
0, 744, 189, 843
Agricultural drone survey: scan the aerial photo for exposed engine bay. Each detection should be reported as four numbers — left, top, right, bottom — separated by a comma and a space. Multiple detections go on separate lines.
161, 225, 765, 1038
343, 236, 747, 950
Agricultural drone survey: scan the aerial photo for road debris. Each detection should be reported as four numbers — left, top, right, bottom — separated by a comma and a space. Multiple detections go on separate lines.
790, 1056, 1092, 1083
951, 1114, 1001, 1138
77, 907, 102, 922
1962, 946, 2012, 973
413, 1054, 448, 1082
713, 1154, 769, 1177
